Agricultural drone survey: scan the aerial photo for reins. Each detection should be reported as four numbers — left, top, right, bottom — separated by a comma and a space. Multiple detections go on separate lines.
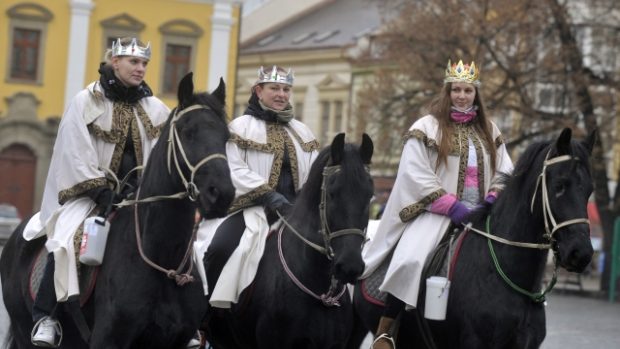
133, 187, 199, 286
275, 163, 369, 306
277, 165, 367, 259
277, 225, 347, 306
128, 104, 226, 285
462, 150, 589, 302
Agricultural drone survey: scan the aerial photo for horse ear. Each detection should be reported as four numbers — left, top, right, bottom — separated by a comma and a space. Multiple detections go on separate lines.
177, 72, 194, 109
555, 127, 572, 155
330, 133, 346, 165
360, 133, 373, 165
583, 129, 597, 155
212, 77, 226, 106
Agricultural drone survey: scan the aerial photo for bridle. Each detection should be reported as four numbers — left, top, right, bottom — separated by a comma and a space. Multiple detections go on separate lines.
166, 104, 227, 201
115, 104, 227, 206
279, 165, 368, 259
277, 164, 369, 306
464, 149, 590, 302
131, 104, 227, 286
530, 151, 590, 241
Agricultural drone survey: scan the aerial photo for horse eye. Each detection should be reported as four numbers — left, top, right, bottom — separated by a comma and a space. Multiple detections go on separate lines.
554, 182, 566, 198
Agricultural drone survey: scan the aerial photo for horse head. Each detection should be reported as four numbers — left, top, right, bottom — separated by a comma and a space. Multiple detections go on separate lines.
534, 128, 595, 272
165, 72, 235, 218
321, 133, 374, 284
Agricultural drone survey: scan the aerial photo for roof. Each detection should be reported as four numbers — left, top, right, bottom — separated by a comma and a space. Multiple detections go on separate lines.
240, 0, 384, 54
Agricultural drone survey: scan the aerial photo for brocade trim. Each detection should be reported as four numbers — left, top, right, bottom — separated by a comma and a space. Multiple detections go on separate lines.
87, 124, 120, 143
406, 126, 483, 157
267, 124, 288, 189
107, 103, 134, 175
285, 125, 320, 152
494, 135, 505, 148
228, 184, 272, 214
59, 177, 108, 205
399, 189, 446, 223
229, 133, 276, 153
229, 123, 317, 207
73, 223, 83, 274
404, 129, 437, 148
471, 132, 486, 200
454, 126, 469, 198
131, 117, 144, 173
135, 103, 163, 140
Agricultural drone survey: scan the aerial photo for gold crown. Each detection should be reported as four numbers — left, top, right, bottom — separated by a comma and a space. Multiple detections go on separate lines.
111, 38, 151, 60
444, 59, 480, 86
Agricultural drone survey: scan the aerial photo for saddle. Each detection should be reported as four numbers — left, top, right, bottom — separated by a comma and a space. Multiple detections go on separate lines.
28, 221, 99, 307
360, 226, 463, 306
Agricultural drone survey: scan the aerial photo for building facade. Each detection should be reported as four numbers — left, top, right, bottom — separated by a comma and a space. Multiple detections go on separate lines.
0, 0, 242, 217
236, 0, 384, 146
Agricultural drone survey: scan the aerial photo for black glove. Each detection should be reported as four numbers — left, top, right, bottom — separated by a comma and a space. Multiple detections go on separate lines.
85, 187, 124, 216
259, 191, 292, 217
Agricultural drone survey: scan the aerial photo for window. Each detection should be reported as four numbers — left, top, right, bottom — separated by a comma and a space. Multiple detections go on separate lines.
6, 3, 52, 84
319, 100, 346, 144
317, 75, 348, 144
295, 102, 304, 122
334, 101, 343, 131
163, 44, 191, 94
321, 101, 331, 144
100, 14, 145, 60
158, 20, 203, 96
10, 28, 41, 80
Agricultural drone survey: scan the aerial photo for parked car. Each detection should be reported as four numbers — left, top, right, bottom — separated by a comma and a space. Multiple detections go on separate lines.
0, 203, 21, 242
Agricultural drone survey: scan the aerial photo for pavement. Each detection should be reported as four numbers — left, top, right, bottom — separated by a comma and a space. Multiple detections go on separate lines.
0, 245, 618, 348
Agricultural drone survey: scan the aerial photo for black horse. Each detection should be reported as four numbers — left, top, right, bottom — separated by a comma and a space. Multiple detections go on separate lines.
0, 73, 235, 349
204, 133, 374, 349
349, 128, 595, 349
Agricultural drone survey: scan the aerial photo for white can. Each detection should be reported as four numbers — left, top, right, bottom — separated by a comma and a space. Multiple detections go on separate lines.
79, 216, 110, 266
424, 276, 450, 320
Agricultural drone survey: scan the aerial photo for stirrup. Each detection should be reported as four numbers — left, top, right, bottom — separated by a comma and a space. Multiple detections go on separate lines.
31, 316, 63, 348
186, 330, 202, 349
371, 333, 395, 349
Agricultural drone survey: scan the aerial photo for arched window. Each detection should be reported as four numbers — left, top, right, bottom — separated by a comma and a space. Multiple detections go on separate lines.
159, 20, 203, 95
6, 3, 53, 83
100, 13, 146, 58
0, 144, 37, 216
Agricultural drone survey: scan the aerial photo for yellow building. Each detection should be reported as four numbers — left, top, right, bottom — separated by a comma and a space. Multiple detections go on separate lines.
0, 0, 242, 216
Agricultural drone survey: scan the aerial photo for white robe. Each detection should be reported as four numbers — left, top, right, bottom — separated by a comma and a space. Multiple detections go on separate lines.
23, 81, 169, 301
193, 114, 319, 308
361, 115, 514, 307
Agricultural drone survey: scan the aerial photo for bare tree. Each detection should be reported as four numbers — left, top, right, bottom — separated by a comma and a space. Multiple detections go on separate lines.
352, 0, 619, 291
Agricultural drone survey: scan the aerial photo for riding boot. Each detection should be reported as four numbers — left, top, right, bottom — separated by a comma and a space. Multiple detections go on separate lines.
32, 253, 58, 322
372, 316, 396, 349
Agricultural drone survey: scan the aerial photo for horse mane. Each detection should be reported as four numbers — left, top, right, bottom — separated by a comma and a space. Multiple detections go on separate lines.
469, 140, 550, 222
186, 91, 228, 121
294, 147, 331, 213
472, 135, 590, 225
294, 143, 368, 215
